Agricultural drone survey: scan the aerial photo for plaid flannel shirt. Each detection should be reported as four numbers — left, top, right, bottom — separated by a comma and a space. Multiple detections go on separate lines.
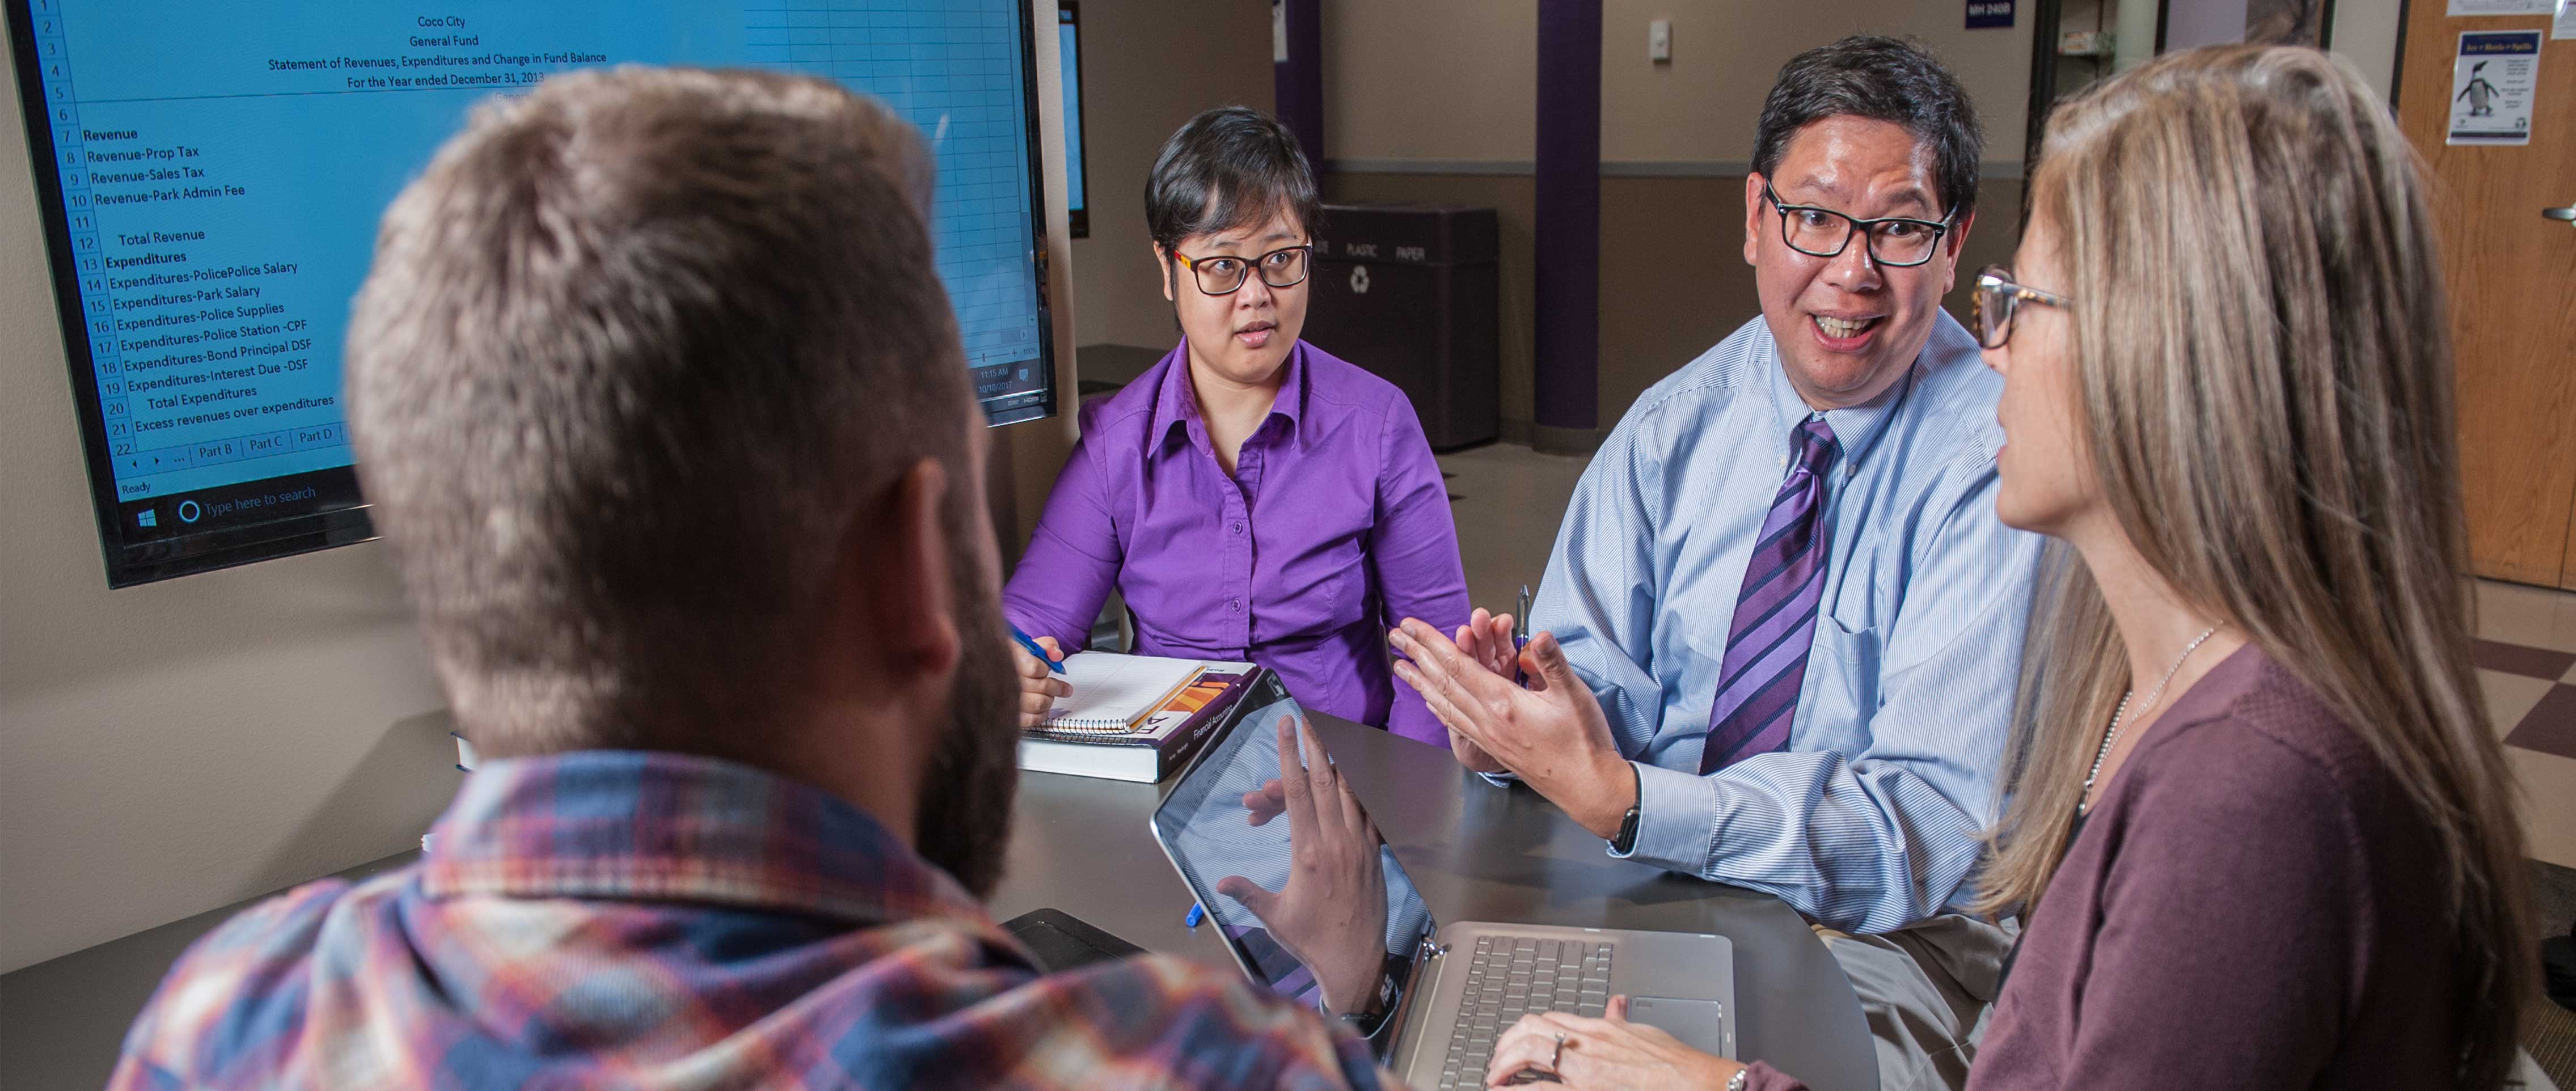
108, 749, 1391, 1090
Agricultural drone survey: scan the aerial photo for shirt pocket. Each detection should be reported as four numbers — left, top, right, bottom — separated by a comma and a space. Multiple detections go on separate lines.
1808, 616, 1882, 715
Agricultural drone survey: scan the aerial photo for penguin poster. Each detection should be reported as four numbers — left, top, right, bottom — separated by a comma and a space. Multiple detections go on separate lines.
2448, 31, 2542, 146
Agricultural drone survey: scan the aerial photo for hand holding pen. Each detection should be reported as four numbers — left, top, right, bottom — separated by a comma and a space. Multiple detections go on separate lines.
1009, 624, 1069, 729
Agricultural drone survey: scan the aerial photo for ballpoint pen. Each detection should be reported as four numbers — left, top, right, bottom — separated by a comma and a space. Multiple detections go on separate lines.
1514, 583, 1532, 688
1010, 624, 1067, 674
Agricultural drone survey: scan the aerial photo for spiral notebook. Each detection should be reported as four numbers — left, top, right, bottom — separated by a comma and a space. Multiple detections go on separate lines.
1042, 653, 1212, 734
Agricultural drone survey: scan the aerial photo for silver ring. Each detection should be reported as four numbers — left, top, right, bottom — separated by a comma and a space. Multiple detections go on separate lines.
1548, 1031, 1568, 1071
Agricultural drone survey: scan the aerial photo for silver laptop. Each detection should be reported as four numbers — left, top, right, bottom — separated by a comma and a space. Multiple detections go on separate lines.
1149, 672, 1737, 1090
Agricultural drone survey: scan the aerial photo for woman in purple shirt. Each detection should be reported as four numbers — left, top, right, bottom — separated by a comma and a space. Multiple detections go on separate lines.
1005, 107, 1469, 744
1479, 46, 2536, 1091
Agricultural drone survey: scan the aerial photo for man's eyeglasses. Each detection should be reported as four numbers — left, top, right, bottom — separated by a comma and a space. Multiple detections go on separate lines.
1762, 184, 1954, 268
1171, 244, 1313, 295
1971, 265, 2072, 349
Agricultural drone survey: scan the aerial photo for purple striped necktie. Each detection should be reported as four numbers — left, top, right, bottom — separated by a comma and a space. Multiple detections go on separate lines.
1700, 417, 1839, 776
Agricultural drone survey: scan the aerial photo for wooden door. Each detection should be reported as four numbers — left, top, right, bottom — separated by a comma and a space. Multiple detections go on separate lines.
2564, 492, 2576, 591
2396, 7, 2576, 587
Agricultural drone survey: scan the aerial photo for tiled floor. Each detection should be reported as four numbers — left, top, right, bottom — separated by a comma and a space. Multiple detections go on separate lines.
1436, 443, 2576, 873
2476, 580, 2576, 872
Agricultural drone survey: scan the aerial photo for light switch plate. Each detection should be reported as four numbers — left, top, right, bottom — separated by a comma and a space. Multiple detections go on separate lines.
1649, 18, 1672, 62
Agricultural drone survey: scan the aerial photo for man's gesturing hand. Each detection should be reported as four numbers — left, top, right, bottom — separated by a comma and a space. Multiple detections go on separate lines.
1388, 620, 1637, 839
1435, 608, 1521, 774
1215, 717, 1392, 1016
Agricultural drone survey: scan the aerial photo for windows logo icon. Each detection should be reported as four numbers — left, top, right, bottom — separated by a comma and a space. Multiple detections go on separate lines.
136, 508, 157, 529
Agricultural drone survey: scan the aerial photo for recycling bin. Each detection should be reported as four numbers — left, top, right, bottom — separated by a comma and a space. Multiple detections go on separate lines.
1304, 203, 1500, 450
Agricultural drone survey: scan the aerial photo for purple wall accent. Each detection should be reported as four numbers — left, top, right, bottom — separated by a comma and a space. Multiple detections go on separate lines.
1534, 0, 1602, 433
1273, 0, 1324, 168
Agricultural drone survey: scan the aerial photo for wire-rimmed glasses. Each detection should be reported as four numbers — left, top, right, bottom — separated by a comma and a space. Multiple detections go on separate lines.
1971, 265, 2073, 349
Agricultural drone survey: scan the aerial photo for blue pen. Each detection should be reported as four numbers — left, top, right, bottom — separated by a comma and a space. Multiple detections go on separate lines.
1513, 584, 1532, 688
1010, 624, 1066, 674
1185, 903, 1205, 928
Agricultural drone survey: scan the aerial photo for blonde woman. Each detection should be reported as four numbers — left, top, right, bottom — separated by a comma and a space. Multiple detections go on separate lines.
1480, 44, 2534, 1091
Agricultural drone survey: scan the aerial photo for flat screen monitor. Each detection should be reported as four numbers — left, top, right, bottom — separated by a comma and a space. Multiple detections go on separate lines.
1058, 1, 1085, 238
6, 0, 1060, 588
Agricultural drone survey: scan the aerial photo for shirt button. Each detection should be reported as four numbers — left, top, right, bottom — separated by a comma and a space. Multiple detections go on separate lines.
1229, 598, 1243, 612
1230, 522, 1244, 535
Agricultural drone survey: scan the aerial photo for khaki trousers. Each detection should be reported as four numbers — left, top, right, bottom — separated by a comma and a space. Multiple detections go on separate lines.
1814, 914, 2016, 1091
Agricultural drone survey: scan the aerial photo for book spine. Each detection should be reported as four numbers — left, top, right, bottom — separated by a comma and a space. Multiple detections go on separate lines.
1152, 669, 1263, 778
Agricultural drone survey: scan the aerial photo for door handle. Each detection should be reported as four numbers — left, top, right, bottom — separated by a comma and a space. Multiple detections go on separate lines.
2548, 204, 2576, 222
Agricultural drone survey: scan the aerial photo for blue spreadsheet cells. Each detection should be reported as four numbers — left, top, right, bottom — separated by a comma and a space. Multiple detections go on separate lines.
27, 0, 1048, 503
742, 1, 1044, 377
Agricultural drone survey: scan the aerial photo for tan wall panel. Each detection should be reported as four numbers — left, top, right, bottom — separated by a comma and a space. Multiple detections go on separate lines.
1321, 0, 2033, 167
1598, 0, 2035, 166
1062, 0, 1276, 351
1320, 0, 1540, 162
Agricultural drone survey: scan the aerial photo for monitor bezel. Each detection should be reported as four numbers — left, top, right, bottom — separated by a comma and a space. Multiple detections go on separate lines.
6, 2, 382, 588
1058, 0, 1087, 240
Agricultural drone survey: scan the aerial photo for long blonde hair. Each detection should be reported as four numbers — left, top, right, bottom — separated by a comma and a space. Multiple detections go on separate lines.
1974, 45, 2531, 1087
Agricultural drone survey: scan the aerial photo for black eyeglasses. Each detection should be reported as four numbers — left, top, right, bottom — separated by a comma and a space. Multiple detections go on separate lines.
1171, 244, 1313, 295
1762, 184, 1954, 268
1971, 265, 2072, 349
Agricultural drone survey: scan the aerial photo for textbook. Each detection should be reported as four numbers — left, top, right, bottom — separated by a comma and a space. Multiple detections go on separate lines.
1019, 663, 1261, 783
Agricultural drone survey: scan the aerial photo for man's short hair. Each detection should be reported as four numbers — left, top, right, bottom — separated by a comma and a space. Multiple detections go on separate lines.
1145, 105, 1321, 254
347, 67, 975, 756
1751, 36, 1983, 221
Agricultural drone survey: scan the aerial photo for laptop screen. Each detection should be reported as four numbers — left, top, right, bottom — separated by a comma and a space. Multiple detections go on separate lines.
1151, 673, 1437, 1004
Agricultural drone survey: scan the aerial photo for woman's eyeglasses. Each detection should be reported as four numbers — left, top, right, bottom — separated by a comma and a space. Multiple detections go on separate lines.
1972, 265, 2072, 349
1172, 244, 1314, 295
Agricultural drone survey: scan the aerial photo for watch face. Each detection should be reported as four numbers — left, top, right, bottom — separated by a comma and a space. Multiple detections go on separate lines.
1612, 806, 1642, 852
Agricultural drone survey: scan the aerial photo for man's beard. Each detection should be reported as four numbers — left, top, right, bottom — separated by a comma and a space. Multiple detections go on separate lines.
911, 549, 1022, 900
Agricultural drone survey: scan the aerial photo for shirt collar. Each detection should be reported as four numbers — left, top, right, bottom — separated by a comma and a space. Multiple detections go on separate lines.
419, 749, 990, 931
1760, 324, 1917, 473
1149, 337, 1308, 455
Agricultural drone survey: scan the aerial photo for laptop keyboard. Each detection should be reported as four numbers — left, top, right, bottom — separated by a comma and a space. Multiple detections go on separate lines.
1436, 936, 1615, 1090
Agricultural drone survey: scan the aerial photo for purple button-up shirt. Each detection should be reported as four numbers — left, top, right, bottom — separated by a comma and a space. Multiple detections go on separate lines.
1005, 339, 1469, 744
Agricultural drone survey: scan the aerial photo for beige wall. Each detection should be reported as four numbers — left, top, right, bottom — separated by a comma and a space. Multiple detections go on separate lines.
1061, 0, 1276, 353
1320, 0, 1539, 162
0, 37, 453, 973
1321, 0, 2035, 167
1598, 0, 2036, 164
2331, 0, 2403, 100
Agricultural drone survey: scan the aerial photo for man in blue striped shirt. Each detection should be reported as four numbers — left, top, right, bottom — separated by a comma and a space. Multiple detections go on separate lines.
1392, 37, 2045, 1091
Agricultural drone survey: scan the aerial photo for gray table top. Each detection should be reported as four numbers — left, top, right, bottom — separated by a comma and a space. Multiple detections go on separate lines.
987, 712, 1881, 1091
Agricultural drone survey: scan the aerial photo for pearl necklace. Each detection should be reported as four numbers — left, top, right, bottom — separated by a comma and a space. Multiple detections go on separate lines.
2081, 625, 2221, 814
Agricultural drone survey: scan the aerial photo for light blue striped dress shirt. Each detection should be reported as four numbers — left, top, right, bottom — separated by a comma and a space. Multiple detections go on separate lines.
1530, 313, 2043, 934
